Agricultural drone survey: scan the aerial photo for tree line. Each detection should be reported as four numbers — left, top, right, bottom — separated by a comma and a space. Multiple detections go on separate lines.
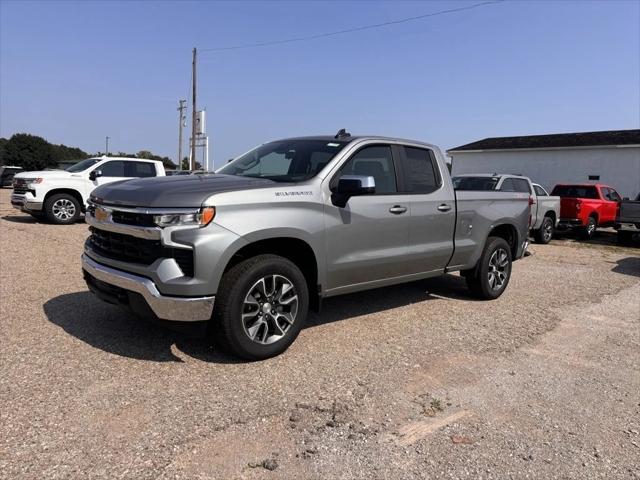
0, 133, 178, 171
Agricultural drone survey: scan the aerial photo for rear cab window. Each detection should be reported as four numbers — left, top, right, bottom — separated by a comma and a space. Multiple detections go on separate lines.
551, 185, 599, 199
500, 177, 531, 193
452, 176, 499, 191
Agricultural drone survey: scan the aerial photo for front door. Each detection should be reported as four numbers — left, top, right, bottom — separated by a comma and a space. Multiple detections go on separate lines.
323, 144, 411, 291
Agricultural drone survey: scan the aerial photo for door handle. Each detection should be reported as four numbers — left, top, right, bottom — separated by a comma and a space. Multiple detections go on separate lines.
437, 204, 452, 212
389, 205, 407, 215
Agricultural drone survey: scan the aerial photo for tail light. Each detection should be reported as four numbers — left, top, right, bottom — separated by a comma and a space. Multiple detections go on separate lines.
528, 196, 534, 206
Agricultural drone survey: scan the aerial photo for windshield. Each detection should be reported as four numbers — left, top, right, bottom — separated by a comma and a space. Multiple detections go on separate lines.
551, 185, 599, 199
66, 158, 100, 172
452, 176, 499, 191
217, 139, 349, 182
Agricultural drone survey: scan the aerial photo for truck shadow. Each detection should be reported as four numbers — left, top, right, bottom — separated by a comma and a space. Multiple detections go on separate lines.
43, 274, 475, 363
1, 214, 40, 223
610, 257, 640, 277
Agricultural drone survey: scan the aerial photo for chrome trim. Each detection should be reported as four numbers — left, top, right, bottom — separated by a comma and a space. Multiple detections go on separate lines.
11, 195, 43, 212
88, 200, 199, 215
82, 254, 214, 322
86, 209, 162, 240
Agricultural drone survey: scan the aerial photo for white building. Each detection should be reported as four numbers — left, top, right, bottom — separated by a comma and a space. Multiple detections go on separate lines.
448, 129, 640, 198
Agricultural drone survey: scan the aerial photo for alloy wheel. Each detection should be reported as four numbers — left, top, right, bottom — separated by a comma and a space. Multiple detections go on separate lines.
241, 274, 299, 345
52, 199, 76, 221
487, 248, 509, 291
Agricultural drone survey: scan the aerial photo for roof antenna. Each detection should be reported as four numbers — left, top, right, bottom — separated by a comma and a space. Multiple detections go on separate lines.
334, 128, 351, 139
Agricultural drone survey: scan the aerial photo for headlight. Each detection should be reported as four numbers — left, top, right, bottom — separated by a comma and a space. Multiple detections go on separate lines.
153, 206, 215, 227
27, 178, 43, 188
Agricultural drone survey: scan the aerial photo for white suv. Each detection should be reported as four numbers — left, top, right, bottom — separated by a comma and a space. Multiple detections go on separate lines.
11, 156, 166, 224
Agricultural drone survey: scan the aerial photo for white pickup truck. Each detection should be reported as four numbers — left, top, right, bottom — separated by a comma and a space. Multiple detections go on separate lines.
452, 174, 561, 244
11, 156, 166, 224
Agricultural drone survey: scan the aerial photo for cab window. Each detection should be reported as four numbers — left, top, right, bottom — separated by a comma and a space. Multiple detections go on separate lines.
338, 145, 397, 194
398, 146, 441, 194
534, 185, 548, 196
126, 162, 156, 178
100, 161, 125, 177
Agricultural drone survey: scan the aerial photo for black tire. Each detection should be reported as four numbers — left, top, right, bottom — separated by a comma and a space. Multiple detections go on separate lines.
617, 230, 634, 246
211, 254, 309, 360
534, 216, 554, 244
578, 215, 597, 240
44, 193, 80, 224
464, 236, 513, 300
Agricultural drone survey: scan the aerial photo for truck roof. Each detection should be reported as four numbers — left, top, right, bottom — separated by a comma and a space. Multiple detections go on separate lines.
272, 135, 439, 150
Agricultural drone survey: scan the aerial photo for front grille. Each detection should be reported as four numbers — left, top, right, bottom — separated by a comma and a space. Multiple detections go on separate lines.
111, 210, 156, 227
88, 227, 194, 277
13, 180, 28, 195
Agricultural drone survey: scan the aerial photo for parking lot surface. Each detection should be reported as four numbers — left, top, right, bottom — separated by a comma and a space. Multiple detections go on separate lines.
1, 188, 639, 480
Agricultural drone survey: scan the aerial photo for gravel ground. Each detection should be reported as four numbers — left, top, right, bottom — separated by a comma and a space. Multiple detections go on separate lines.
1, 188, 639, 480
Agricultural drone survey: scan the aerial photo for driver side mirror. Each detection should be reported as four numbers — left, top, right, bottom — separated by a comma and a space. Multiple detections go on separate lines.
331, 175, 375, 208
89, 170, 102, 181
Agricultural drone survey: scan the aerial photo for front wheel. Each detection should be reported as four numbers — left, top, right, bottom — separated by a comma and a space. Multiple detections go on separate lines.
534, 216, 554, 244
44, 193, 80, 224
211, 254, 309, 360
464, 236, 513, 300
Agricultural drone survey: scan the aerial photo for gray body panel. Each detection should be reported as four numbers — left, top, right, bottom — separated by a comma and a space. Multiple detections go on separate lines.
84, 136, 530, 311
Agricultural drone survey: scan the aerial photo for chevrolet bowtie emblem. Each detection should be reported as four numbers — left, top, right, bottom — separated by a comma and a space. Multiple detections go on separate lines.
94, 207, 109, 222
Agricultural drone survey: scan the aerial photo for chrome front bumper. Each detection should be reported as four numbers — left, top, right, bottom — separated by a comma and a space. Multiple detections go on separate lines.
11, 194, 42, 212
82, 254, 214, 322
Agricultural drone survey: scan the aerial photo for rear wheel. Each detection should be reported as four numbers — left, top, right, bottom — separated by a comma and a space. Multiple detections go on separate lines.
210, 254, 309, 360
579, 215, 597, 239
534, 216, 554, 244
44, 193, 80, 224
464, 236, 513, 300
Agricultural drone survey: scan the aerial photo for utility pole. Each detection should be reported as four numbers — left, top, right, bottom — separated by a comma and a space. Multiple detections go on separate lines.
191, 47, 197, 171
105, 136, 110, 156
177, 99, 186, 170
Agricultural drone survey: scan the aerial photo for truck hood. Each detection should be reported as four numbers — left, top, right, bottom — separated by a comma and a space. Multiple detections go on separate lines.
14, 170, 73, 180
91, 174, 279, 208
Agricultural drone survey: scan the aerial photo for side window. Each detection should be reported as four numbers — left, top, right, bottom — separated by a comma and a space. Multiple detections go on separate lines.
534, 185, 548, 196
100, 161, 125, 177
399, 146, 441, 193
604, 188, 621, 202
499, 178, 516, 192
126, 162, 156, 178
338, 145, 397, 194
513, 178, 532, 193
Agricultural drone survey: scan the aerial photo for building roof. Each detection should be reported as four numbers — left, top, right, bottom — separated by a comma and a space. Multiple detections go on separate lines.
448, 129, 640, 152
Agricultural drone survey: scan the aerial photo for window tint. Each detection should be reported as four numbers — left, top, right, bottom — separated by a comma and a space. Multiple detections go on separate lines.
339, 145, 397, 194
500, 177, 530, 193
534, 185, 548, 196
399, 147, 440, 193
513, 178, 531, 193
499, 178, 516, 192
551, 185, 599, 199
126, 162, 156, 178
604, 188, 621, 202
100, 161, 125, 177
452, 176, 499, 191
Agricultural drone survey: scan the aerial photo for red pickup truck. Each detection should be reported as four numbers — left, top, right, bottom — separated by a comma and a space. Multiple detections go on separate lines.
551, 183, 622, 239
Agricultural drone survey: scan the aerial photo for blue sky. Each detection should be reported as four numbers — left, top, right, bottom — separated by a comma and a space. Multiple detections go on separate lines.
1, 0, 638, 168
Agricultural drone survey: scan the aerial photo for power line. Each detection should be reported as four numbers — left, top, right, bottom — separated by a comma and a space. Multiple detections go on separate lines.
201, 0, 503, 53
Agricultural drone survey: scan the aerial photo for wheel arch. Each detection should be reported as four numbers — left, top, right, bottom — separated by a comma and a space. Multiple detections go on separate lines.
486, 223, 519, 259
221, 236, 321, 311
44, 188, 85, 211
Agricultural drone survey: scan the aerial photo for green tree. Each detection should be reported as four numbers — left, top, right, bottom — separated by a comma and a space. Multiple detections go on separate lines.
180, 157, 202, 170
0, 138, 8, 165
3, 133, 55, 170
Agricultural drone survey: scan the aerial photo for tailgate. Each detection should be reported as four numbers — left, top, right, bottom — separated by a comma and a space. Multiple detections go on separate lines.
559, 198, 580, 218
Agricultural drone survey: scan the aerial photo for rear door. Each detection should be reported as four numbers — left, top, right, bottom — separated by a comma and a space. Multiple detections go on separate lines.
125, 161, 158, 178
601, 187, 621, 224
94, 161, 129, 187
397, 145, 455, 274
323, 144, 411, 291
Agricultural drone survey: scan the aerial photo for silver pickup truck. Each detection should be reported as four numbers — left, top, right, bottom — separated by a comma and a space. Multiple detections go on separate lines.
452, 174, 560, 244
81, 132, 530, 359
